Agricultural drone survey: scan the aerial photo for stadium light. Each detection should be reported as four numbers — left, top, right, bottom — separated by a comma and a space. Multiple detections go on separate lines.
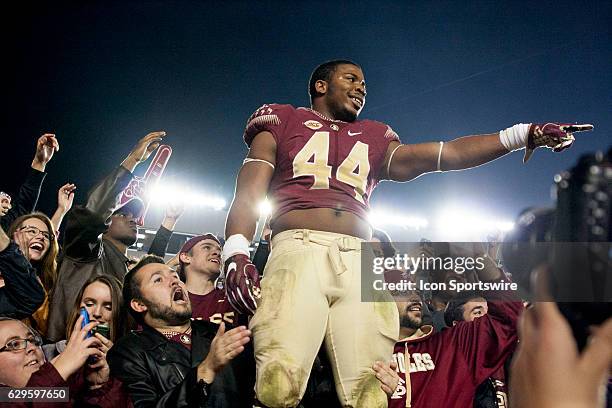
495, 221, 515, 232
147, 183, 227, 211
368, 209, 428, 230
435, 206, 514, 238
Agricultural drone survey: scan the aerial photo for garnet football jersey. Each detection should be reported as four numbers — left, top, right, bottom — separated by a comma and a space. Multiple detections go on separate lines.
244, 104, 400, 221
189, 289, 237, 325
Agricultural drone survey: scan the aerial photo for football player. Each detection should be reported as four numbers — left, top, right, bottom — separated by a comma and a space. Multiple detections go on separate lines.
222, 59, 592, 407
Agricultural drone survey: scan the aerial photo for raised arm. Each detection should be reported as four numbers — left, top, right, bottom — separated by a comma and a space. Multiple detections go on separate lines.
0, 134, 58, 230
222, 131, 276, 315
384, 123, 593, 182
63, 132, 166, 259
50, 183, 76, 233
447, 242, 521, 384
30, 133, 59, 173
84, 131, 166, 217
148, 202, 185, 258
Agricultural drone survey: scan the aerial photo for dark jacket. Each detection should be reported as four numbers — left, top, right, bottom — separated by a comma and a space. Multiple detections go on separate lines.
0, 168, 46, 319
0, 241, 45, 318
107, 321, 254, 408
46, 166, 134, 341
0, 168, 46, 231
47, 164, 174, 341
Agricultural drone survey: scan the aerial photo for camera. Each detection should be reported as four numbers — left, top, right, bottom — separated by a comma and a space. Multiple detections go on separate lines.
501, 148, 612, 349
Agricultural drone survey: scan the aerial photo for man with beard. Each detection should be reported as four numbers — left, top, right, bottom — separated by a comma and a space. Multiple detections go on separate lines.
398, 294, 429, 339
379, 246, 522, 408
108, 255, 253, 408
47, 132, 168, 341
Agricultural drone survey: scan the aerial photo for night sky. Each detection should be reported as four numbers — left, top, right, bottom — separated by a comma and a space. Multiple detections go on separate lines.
4, 0, 611, 241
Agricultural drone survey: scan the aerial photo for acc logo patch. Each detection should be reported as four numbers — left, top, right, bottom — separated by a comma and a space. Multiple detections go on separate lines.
304, 120, 323, 130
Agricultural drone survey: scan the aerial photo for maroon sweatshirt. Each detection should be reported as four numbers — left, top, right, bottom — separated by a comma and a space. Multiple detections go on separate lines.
1, 362, 131, 408
389, 287, 522, 408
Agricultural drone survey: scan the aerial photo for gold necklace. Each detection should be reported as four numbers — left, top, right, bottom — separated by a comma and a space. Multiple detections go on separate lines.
301, 107, 346, 123
159, 326, 192, 344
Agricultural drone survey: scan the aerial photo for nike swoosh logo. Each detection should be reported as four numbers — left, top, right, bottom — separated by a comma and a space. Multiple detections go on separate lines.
347, 131, 362, 136
227, 262, 237, 275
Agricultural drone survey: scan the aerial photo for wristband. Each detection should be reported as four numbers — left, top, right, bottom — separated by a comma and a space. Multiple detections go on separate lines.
222, 234, 251, 263
499, 123, 530, 152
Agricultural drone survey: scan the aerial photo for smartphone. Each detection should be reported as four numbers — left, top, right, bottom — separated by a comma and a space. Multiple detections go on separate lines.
79, 307, 92, 338
92, 323, 110, 340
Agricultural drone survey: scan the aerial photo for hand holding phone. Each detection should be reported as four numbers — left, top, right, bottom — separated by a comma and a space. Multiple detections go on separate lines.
92, 323, 110, 340
79, 307, 92, 338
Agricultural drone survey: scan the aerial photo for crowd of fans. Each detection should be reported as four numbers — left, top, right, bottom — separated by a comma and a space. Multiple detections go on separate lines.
0, 133, 609, 407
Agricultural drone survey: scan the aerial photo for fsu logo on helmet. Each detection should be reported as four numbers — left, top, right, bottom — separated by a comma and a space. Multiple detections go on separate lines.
304, 120, 323, 130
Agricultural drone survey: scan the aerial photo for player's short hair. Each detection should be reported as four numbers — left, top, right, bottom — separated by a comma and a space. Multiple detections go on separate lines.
443, 291, 485, 326
123, 254, 165, 324
309, 59, 361, 101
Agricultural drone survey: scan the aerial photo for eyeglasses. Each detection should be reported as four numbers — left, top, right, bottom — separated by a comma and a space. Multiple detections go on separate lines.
0, 335, 43, 353
18, 225, 55, 242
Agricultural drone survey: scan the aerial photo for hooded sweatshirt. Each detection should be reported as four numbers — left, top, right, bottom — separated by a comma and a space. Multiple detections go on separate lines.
389, 283, 521, 408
